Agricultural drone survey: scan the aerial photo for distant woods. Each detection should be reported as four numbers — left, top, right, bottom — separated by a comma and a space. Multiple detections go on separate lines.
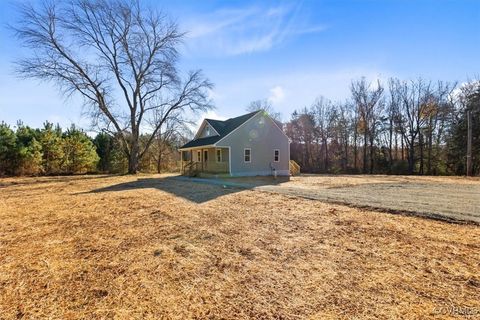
285, 78, 480, 176
0, 122, 188, 176
0, 122, 98, 176
2, 77, 478, 177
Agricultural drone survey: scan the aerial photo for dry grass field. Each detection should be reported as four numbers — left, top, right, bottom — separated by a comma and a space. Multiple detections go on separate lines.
1, 174, 479, 319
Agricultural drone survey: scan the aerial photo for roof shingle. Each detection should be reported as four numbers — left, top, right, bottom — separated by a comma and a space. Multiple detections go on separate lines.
179, 111, 260, 149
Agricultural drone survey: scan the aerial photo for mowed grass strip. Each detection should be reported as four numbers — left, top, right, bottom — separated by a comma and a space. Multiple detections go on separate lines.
0, 175, 479, 319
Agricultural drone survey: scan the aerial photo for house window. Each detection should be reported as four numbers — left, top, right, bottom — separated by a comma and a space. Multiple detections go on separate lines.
274, 149, 280, 162
197, 151, 201, 162
216, 149, 222, 162
244, 148, 251, 163
204, 150, 208, 162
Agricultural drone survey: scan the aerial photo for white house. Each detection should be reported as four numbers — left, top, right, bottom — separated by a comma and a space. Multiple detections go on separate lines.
179, 110, 291, 176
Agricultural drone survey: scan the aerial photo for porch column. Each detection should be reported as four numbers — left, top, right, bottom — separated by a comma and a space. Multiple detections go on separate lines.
180, 150, 183, 173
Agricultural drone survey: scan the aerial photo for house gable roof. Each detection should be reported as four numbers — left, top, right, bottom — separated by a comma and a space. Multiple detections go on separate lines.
179, 111, 260, 149
194, 120, 220, 139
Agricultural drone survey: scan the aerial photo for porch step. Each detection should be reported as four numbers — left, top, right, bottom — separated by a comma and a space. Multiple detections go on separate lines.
182, 161, 201, 177
289, 160, 301, 175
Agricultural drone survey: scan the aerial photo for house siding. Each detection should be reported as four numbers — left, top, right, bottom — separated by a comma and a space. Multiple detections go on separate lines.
203, 148, 229, 173
216, 112, 289, 176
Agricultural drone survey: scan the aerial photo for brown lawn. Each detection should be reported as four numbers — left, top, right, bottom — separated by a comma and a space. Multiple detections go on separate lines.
0, 174, 479, 319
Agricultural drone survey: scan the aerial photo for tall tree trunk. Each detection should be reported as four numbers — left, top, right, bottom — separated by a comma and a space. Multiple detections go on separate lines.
157, 148, 162, 174
407, 140, 415, 174
128, 137, 139, 174
302, 145, 306, 171
369, 135, 374, 174
363, 131, 368, 173
304, 142, 310, 171
419, 132, 424, 175
401, 136, 405, 161
324, 139, 328, 172
128, 152, 138, 174
427, 122, 433, 175
344, 133, 349, 171
353, 129, 358, 171
388, 119, 393, 172
394, 132, 398, 162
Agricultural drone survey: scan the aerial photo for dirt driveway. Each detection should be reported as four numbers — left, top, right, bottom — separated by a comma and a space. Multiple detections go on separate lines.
183, 175, 480, 224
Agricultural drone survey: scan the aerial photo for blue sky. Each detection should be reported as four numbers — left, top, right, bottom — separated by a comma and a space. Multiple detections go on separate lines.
0, 0, 479, 130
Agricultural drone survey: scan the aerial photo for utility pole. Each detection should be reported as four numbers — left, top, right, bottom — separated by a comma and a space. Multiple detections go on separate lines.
467, 110, 472, 176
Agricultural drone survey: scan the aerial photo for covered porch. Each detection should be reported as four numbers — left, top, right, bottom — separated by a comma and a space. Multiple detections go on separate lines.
180, 147, 230, 176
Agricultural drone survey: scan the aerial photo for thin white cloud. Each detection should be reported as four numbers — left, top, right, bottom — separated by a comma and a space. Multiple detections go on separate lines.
187, 7, 258, 39
183, 3, 328, 56
293, 25, 328, 35
268, 86, 286, 105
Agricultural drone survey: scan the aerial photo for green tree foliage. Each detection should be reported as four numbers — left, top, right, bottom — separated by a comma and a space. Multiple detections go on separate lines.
93, 132, 115, 173
0, 123, 18, 175
39, 122, 64, 175
93, 133, 128, 173
62, 126, 99, 174
0, 121, 105, 176
15, 123, 43, 175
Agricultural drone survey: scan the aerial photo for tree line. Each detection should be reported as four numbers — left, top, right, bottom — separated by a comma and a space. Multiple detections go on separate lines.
284, 78, 479, 176
2, 77, 478, 177
0, 122, 98, 175
0, 121, 188, 176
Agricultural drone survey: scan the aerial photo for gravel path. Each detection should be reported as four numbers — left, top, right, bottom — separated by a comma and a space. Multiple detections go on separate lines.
256, 182, 480, 224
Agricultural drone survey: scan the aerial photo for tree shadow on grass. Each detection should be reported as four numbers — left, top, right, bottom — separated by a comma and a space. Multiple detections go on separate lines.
82, 175, 287, 204
0, 174, 119, 189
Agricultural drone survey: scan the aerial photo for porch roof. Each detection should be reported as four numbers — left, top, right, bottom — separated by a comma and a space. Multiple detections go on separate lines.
179, 136, 221, 149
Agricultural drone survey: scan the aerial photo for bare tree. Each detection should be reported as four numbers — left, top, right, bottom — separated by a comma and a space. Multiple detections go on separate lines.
386, 78, 403, 172
338, 102, 353, 171
350, 78, 384, 173
422, 81, 455, 174
312, 97, 335, 172
246, 99, 282, 122
13, 0, 213, 173
283, 77, 469, 176
285, 109, 316, 170
390, 78, 436, 174
149, 109, 192, 173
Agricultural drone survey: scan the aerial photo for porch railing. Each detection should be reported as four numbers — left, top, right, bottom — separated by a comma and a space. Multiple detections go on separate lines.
289, 160, 301, 175
182, 161, 201, 177
181, 160, 229, 175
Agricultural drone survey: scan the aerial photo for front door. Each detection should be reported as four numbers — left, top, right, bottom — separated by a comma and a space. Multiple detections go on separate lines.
203, 150, 208, 170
